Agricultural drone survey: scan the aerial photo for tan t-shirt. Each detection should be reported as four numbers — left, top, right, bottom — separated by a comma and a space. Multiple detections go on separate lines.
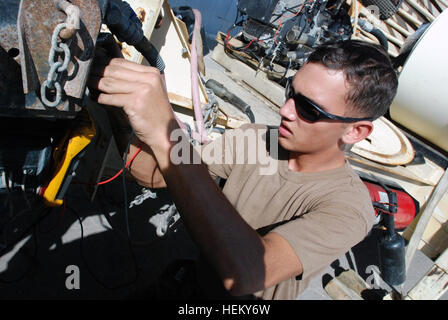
199, 123, 375, 300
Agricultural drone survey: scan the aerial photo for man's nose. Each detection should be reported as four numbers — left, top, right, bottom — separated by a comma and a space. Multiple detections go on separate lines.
279, 98, 297, 121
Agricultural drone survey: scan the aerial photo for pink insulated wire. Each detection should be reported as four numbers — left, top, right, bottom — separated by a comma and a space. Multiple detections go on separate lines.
190, 8, 210, 144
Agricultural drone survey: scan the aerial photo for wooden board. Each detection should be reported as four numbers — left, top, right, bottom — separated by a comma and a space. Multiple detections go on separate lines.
147, 1, 208, 107
324, 269, 371, 300
407, 248, 448, 299
211, 39, 286, 108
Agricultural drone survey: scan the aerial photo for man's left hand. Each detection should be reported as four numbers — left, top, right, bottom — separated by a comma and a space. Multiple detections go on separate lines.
88, 57, 178, 152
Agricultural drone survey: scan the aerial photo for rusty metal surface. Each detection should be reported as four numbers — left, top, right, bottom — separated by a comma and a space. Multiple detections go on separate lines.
0, 0, 21, 55
0, 0, 102, 118
19, 0, 102, 97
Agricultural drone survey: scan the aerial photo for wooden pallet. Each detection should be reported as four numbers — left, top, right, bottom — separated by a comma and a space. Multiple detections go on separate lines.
349, 0, 447, 57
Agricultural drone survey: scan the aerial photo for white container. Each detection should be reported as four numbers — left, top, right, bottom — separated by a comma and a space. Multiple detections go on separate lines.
389, 9, 448, 152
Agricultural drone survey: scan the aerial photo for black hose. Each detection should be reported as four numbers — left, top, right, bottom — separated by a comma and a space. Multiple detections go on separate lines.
245, 108, 256, 124
134, 38, 166, 73
205, 79, 256, 123
357, 19, 389, 52
370, 28, 389, 51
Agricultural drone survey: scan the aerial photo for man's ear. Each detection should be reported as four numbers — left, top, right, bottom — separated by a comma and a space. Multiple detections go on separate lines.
341, 121, 374, 145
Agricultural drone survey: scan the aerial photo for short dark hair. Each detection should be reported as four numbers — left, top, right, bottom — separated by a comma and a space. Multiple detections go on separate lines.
306, 40, 398, 120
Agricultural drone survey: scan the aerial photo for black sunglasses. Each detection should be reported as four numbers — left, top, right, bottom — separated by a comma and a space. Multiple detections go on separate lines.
285, 77, 373, 123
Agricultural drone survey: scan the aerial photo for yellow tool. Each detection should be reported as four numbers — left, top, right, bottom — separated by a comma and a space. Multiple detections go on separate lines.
42, 111, 96, 206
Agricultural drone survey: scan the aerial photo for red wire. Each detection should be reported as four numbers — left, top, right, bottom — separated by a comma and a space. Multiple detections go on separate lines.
274, 21, 283, 45
96, 147, 142, 185
242, 39, 256, 50
225, 29, 233, 48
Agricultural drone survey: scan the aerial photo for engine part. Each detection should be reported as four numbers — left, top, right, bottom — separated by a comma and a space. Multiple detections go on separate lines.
234, 0, 353, 69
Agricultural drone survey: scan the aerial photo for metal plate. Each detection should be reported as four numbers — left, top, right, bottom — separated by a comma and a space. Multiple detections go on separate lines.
0, 0, 102, 118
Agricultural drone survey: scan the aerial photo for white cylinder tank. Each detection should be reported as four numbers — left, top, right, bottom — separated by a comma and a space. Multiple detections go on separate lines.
389, 9, 448, 152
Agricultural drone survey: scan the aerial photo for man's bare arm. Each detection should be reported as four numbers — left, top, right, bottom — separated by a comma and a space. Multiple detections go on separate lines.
153, 136, 303, 294
90, 57, 303, 295
127, 142, 167, 188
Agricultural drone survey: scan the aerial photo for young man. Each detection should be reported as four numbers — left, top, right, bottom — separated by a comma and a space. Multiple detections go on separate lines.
89, 40, 398, 299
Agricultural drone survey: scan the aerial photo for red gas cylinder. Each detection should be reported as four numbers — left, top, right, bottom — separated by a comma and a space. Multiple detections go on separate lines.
363, 181, 419, 231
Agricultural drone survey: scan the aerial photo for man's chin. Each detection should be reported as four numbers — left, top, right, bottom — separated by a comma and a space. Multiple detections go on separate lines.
278, 135, 292, 150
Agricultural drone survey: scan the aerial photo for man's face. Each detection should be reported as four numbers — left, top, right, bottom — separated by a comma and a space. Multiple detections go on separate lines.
278, 62, 353, 155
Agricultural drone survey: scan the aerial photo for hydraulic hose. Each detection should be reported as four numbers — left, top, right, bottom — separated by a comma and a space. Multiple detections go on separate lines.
205, 79, 256, 124
357, 18, 389, 51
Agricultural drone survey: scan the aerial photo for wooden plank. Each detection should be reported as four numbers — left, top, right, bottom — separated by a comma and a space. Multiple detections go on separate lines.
347, 153, 437, 186
435, 0, 448, 9
385, 18, 413, 37
407, 248, 448, 299
417, 0, 443, 17
405, 168, 448, 273
324, 271, 367, 300
418, 218, 448, 257
420, 242, 440, 260
389, 9, 420, 32
398, 8, 424, 27
407, 264, 448, 299
437, 247, 448, 272
211, 40, 286, 108
407, 0, 436, 21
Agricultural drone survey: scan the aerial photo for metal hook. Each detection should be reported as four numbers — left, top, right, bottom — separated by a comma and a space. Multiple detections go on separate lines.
54, 0, 80, 40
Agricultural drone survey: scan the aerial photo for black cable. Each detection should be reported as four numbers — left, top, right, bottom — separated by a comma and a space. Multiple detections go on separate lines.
278, 57, 292, 82
245, 108, 256, 123
66, 204, 140, 290
271, 4, 303, 23
122, 129, 134, 238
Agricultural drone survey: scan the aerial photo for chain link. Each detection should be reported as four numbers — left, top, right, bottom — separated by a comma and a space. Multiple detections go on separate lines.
40, 23, 71, 107
202, 88, 219, 134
